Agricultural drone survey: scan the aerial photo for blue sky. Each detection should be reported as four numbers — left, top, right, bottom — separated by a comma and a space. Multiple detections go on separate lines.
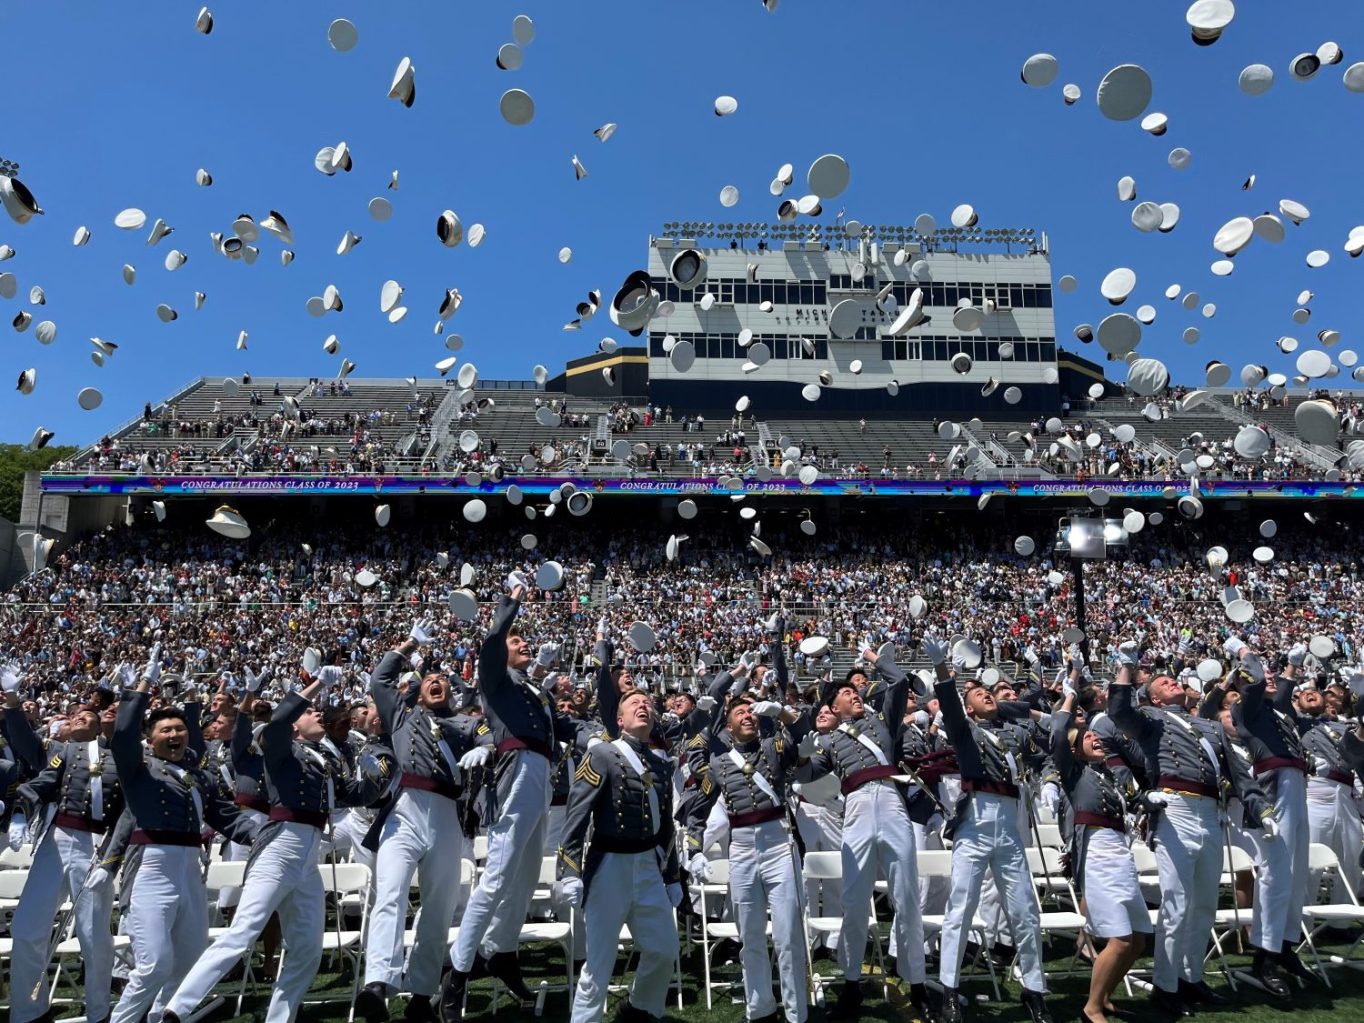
2, 0, 1362, 445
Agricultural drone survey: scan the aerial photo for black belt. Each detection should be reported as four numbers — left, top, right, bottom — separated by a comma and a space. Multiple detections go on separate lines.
400, 772, 461, 801
269, 805, 328, 828
131, 829, 201, 847
729, 806, 786, 829
962, 778, 1021, 799
54, 812, 107, 834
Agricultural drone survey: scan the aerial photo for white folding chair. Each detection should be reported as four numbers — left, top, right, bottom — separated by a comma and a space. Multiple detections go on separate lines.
0, 846, 34, 868
916, 849, 1001, 1000
687, 858, 746, 1009
200, 860, 258, 1012
1023, 847, 1089, 982
801, 850, 886, 1006
0, 867, 29, 916
297, 862, 373, 1021
1300, 843, 1364, 985
1206, 843, 1257, 991
491, 856, 576, 1017
1035, 824, 1063, 849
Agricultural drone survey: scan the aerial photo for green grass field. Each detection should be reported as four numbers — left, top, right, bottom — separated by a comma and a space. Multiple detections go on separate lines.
57, 932, 1364, 1023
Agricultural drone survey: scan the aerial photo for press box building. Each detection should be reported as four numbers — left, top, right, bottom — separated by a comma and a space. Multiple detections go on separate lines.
639, 220, 1067, 415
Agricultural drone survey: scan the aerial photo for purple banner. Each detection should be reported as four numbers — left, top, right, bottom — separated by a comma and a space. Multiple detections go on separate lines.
38, 473, 1359, 501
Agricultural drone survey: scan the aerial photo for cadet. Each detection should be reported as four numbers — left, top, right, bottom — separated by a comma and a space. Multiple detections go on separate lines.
1051, 676, 1149, 1023
1109, 640, 1272, 1019
555, 688, 681, 1023
109, 651, 260, 1023
163, 667, 387, 1023
1298, 680, 1361, 900
805, 644, 931, 1021
1231, 639, 1313, 983
359, 624, 490, 1023
442, 583, 590, 1020
6, 661, 122, 1023
688, 668, 811, 1023
927, 637, 1051, 1023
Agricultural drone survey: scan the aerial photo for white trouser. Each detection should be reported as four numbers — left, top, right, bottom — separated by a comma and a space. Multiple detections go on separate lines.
570, 851, 676, 1023
974, 791, 1035, 947
168, 822, 325, 1023
839, 781, 924, 984
1152, 793, 1222, 992
111, 844, 208, 1023
367, 789, 466, 996
1308, 777, 1363, 900
729, 819, 807, 1023
452, 751, 551, 971
1256, 767, 1309, 948
939, 792, 1044, 991
10, 824, 115, 1023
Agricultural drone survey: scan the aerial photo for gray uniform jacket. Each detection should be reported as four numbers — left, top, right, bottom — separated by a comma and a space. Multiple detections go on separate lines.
1051, 707, 1138, 884
558, 731, 680, 895
1301, 719, 1356, 784
807, 653, 914, 797
18, 734, 124, 848
1232, 676, 1310, 791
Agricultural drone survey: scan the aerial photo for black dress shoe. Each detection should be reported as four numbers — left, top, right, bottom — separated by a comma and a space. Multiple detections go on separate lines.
404, 994, 439, 1023
910, 981, 936, 1023
437, 967, 468, 1023
611, 1003, 654, 1022
750, 1012, 782, 1023
1280, 942, 1314, 982
1021, 988, 1054, 1023
483, 951, 534, 1001
826, 980, 863, 1021
357, 982, 391, 1023
161, 1014, 181, 1023
1150, 987, 1192, 1018
1253, 949, 1291, 1000
938, 986, 964, 1023
1178, 979, 1228, 1006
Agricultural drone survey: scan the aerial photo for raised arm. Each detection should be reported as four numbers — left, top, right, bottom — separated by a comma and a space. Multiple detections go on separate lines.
1107, 654, 1155, 743
263, 687, 314, 773
869, 649, 911, 743
1048, 696, 1082, 791
479, 590, 523, 696
230, 704, 257, 768
933, 679, 970, 746
4, 703, 46, 773
370, 648, 412, 735
112, 688, 150, 785
596, 639, 622, 741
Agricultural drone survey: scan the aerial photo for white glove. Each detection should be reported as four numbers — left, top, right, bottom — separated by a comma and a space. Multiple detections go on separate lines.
1287, 643, 1308, 668
920, 634, 948, 667
797, 732, 816, 758
245, 666, 268, 693
1024, 646, 1040, 668
84, 865, 112, 891
1223, 636, 1247, 659
316, 665, 344, 690
1261, 814, 1280, 838
751, 700, 783, 718
115, 662, 136, 689
951, 654, 968, 675
1068, 643, 1086, 666
1146, 792, 1169, 808
1061, 674, 1077, 700
0, 661, 20, 694
7, 814, 26, 851
536, 642, 561, 670
688, 852, 712, 882
1344, 668, 1364, 698
932, 710, 945, 730
553, 877, 583, 909
459, 746, 493, 770
696, 695, 717, 712
1041, 782, 1061, 817
1116, 641, 1140, 667
1241, 652, 1265, 681
911, 710, 930, 729
410, 620, 435, 645
666, 882, 683, 908
142, 643, 162, 683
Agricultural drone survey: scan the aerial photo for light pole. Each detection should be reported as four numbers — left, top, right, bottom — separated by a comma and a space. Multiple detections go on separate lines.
1053, 513, 1129, 662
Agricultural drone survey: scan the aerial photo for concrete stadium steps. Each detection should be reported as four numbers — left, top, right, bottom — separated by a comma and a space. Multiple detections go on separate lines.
759, 417, 980, 473
1087, 397, 1248, 459
441, 392, 615, 467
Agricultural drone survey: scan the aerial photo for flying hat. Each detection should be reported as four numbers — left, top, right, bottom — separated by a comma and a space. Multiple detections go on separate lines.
389, 57, 416, 107
1021, 53, 1059, 87
1100, 267, 1136, 304
1097, 64, 1153, 120
0, 174, 43, 224
448, 589, 478, 621
77, 387, 102, 410
807, 154, 850, 199
1186, 0, 1234, 44
500, 88, 535, 125
375, 504, 391, 527
628, 621, 656, 653
1015, 536, 1036, 556
206, 505, 250, 539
